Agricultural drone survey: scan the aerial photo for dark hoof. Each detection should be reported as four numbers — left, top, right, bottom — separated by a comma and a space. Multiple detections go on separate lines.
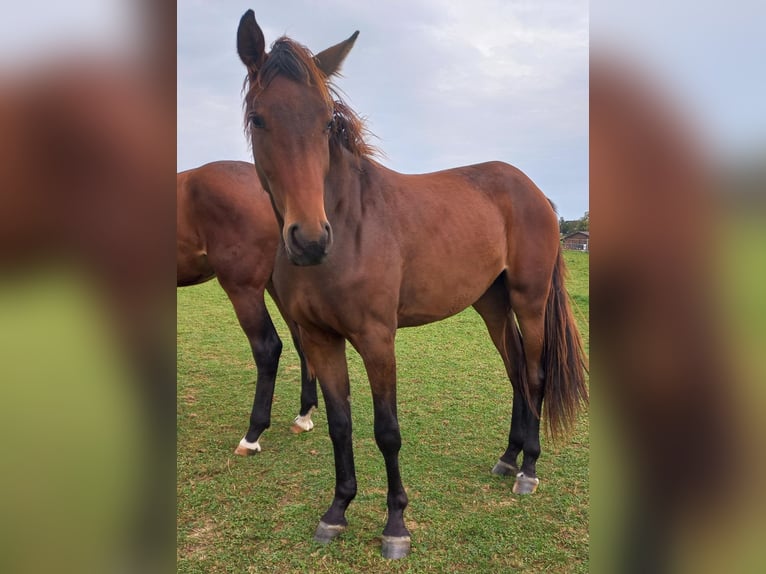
381, 535, 411, 559
313, 521, 345, 544
512, 472, 540, 495
491, 459, 518, 477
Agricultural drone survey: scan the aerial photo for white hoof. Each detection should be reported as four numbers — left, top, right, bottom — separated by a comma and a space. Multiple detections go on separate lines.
512, 471, 540, 494
290, 407, 316, 434
234, 437, 261, 456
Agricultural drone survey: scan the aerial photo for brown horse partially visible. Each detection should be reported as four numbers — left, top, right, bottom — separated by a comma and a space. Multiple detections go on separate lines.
590, 55, 737, 572
177, 160, 318, 453
236, 10, 587, 559
0, 60, 175, 572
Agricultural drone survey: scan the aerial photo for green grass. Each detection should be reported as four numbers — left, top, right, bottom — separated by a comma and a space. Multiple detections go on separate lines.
177, 251, 589, 573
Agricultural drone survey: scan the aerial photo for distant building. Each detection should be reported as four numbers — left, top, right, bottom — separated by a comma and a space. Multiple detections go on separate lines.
562, 230, 589, 252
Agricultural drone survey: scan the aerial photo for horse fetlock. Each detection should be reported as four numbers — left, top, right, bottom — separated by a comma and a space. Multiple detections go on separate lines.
252, 335, 282, 367
491, 459, 519, 477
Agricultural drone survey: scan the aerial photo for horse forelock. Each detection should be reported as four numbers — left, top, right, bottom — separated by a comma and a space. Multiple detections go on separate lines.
243, 37, 377, 160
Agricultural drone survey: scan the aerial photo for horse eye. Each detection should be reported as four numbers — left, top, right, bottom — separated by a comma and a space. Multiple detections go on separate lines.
249, 113, 266, 129
325, 118, 334, 131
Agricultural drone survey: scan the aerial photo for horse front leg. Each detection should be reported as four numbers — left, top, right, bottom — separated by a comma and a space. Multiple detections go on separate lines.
354, 328, 411, 559
300, 331, 357, 544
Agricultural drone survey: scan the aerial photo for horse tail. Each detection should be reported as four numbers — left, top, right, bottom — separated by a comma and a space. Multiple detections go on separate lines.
541, 247, 589, 437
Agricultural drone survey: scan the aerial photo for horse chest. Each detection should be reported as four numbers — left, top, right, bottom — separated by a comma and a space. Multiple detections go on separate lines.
274, 254, 394, 333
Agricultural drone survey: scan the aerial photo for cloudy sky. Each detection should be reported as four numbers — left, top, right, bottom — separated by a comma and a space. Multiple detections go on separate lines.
2, 2, 762, 221
178, 1, 589, 220
590, 0, 766, 163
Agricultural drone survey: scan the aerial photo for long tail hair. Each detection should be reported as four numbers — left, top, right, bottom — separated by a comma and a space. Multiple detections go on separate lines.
542, 247, 589, 437
506, 247, 589, 438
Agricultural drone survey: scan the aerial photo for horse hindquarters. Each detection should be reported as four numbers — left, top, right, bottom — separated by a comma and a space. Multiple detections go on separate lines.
478, 247, 587, 493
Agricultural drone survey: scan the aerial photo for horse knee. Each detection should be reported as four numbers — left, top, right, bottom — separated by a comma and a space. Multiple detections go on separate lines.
327, 412, 352, 443
252, 332, 282, 369
374, 424, 402, 455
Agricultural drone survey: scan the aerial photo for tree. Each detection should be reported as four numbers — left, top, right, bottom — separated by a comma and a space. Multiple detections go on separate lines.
579, 211, 589, 231
559, 211, 588, 235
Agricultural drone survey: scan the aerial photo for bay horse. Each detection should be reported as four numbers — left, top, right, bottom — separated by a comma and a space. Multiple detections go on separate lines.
236, 10, 587, 559
177, 160, 319, 453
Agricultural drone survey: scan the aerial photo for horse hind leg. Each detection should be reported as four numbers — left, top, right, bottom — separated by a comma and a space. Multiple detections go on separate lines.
507, 246, 589, 494
507, 285, 548, 495
473, 278, 525, 478
269, 287, 319, 434
473, 275, 547, 494
221, 285, 283, 456
288, 322, 318, 434
492, 390, 526, 477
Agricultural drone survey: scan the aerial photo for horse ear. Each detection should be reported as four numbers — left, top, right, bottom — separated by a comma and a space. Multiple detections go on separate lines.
237, 9, 267, 75
313, 31, 359, 77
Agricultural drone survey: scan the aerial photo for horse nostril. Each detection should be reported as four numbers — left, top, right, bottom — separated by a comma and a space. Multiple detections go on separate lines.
288, 223, 302, 249
287, 222, 331, 259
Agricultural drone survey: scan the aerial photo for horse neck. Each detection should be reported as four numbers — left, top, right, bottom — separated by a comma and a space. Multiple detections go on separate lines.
325, 146, 369, 225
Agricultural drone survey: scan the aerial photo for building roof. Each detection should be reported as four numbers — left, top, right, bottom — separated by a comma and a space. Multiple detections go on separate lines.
562, 230, 589, 238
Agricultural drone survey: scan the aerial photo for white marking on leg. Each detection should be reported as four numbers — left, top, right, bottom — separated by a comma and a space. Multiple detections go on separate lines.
293, 405, 316, 432
516, 471, 539, 482
238, 437, 261, 452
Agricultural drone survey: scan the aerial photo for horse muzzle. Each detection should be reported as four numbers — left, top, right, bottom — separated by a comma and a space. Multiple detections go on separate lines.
285, 221, 333, 266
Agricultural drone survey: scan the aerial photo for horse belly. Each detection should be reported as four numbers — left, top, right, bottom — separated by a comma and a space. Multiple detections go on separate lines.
396, 254, 503, 328
395, 203, 507, 327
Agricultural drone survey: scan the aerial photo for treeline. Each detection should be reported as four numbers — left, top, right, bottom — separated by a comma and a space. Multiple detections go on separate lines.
559, 211, 589, 235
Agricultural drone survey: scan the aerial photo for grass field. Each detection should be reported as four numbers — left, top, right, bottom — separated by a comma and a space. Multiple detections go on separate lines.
177, 251, 589, 573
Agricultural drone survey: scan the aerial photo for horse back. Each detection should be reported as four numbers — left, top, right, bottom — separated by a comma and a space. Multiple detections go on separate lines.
387, 160, 559, 272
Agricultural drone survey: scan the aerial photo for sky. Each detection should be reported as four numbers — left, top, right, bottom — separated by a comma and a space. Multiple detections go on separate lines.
2, 2, 762, 221
178, 1, 590, 220
591, 0, 766, 163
